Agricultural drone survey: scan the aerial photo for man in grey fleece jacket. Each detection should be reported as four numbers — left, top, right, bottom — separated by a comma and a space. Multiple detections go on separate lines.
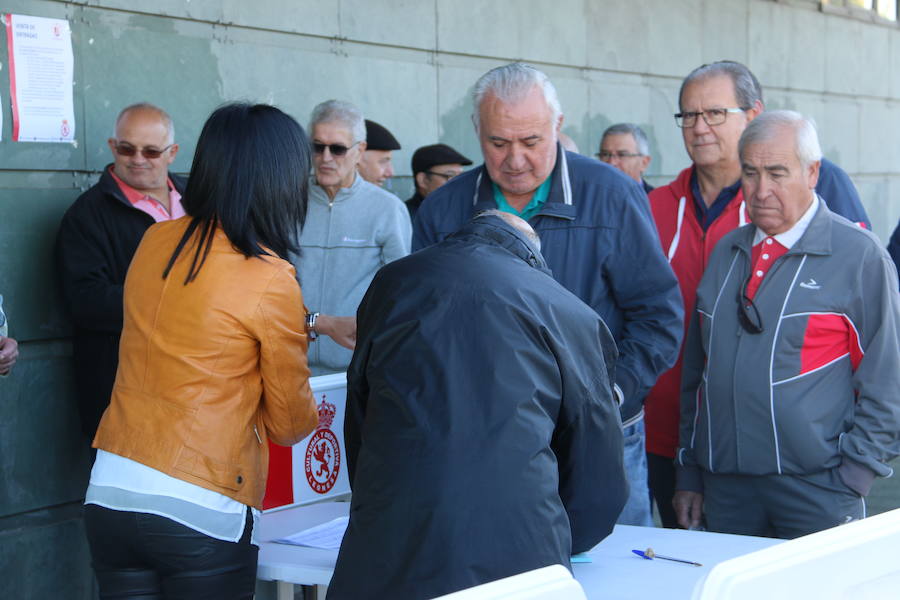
292, 100, 411, 375
675, 111, 900, 539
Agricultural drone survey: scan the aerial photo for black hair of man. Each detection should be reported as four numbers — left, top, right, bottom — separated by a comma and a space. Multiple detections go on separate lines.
165, 103, 311, 283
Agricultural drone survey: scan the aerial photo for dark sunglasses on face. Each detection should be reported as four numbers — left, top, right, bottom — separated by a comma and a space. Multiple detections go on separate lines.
312, 142, 359, 157
114, 142, 174, 159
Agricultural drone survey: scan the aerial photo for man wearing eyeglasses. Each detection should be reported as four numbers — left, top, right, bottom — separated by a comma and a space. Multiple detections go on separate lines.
406, 143, 472, 219
597, 123, 653, 194
293, 100, 411, 376
55, 103, 186, 443
674, 110, 900, 539
644, 61, 873, 530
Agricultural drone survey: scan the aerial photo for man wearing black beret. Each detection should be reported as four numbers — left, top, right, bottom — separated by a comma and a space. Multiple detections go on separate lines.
406, 143, 472, 219
357, 119, 401, 188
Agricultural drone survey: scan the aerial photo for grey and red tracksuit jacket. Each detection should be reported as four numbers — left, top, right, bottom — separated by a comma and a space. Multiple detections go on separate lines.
646, 161, 872, 459
676, 202, 900, 496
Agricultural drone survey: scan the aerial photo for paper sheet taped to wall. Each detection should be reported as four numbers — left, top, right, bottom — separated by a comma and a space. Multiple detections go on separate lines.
5, 14, 75, 142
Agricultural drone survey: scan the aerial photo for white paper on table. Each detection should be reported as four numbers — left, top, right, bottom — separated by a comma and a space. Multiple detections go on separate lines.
5, 13, 75, 143
273, 516, 349, 550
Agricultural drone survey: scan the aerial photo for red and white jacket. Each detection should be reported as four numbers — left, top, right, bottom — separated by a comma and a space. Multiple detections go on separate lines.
645, 166, 749, 458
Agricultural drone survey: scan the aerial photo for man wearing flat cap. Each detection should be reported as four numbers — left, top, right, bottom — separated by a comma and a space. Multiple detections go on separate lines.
407, 143, 472, 219
357, 119, 401, 188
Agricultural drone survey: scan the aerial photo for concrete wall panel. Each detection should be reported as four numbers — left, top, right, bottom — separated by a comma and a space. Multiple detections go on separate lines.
858, 99, 899, 174
341, 0, 435, 50
0, 187, 82, 341
438, 0, 587, 66
700, 0, 749, 66
79, 9, 222, 172
0, 343, 90, 516
824, 16, 869, 96
0, 514, 94, 599
587, 0, 703, 77
822, 97, 861, 173
749, 1, 827, 92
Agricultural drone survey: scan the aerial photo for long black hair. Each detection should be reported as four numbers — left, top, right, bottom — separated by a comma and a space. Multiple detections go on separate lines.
164, 103, 310, 283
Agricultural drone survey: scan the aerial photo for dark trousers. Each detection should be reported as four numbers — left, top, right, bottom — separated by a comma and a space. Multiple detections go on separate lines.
702, 469, 866, 539
84, 504, 258, 600
647, 452, 679, 528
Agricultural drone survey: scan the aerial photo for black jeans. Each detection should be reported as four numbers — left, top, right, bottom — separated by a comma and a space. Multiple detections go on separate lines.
84, 504, 258, 600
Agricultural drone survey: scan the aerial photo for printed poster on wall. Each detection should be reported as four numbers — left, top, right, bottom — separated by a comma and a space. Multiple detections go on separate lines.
5, 14, 75, 143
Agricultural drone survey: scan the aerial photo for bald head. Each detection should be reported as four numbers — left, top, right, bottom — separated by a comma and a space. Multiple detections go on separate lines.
477, 209, 542, 252
114, 103, 175, 144
108, 103, 179, 193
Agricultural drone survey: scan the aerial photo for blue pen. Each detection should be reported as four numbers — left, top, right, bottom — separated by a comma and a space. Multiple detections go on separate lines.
632, 547, 702, 567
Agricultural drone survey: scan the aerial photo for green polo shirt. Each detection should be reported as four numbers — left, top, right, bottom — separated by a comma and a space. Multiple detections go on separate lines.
493, 176, 552, 222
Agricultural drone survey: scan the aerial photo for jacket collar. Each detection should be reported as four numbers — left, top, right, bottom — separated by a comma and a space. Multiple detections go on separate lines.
311, 171, 364, 205
450, 215, 550, 273
98, 163, 186, 211
470, 144, 577, 221
733, 194, 833, 257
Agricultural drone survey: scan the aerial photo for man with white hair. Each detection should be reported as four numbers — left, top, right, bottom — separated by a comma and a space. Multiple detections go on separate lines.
645, 61, 873, 530
414, 63, 684, 528
674, 110, 900, 538
291, 100, 411, 375
597, 123, 654, 193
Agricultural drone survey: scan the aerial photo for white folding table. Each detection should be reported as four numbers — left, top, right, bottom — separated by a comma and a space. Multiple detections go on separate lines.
255, 502, 782, 599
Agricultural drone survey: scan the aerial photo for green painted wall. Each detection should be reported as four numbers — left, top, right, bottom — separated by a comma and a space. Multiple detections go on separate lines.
1, 0, 898, 596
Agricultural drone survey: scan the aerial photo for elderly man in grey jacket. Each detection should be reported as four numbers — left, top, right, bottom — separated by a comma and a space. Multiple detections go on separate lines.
675, 111, 900, 538
292, 100, 412, 375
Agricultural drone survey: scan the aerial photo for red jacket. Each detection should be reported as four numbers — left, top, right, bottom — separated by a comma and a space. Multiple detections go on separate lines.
645, 166, 749, 458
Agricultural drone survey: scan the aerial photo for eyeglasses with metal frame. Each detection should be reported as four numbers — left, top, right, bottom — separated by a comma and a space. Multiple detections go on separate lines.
312, 142, 360, 157
114, 142, 174, 159
674, 107, 748, 128
596, 150, 644, 161
737, 278, 764, 334
424, 170, 459, 181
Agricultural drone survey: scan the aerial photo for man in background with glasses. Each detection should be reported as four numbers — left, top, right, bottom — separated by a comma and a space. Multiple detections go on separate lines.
405, 143, 472, 219
55, 103, 186, 444
597, 123, 654, 194
644, 61, 873, 530
674, 110, 900, 539
291, 100, 411, 376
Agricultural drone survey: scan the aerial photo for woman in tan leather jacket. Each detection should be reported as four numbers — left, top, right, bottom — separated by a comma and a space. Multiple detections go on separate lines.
83, 103, 318, 600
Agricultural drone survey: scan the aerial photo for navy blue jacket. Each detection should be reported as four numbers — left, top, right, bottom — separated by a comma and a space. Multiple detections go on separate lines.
414, 148, 684, 423
817, 158, 871, 229
889, 217, 900, 289
329, 216, 627, 600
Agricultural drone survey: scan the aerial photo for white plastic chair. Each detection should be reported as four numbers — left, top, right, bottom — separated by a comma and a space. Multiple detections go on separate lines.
693, 507, 900, 600
430, 565, 587, 600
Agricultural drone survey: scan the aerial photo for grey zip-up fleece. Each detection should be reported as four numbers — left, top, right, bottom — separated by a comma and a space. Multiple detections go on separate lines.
677, 202, 900, 496
292, 174, 411, 375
